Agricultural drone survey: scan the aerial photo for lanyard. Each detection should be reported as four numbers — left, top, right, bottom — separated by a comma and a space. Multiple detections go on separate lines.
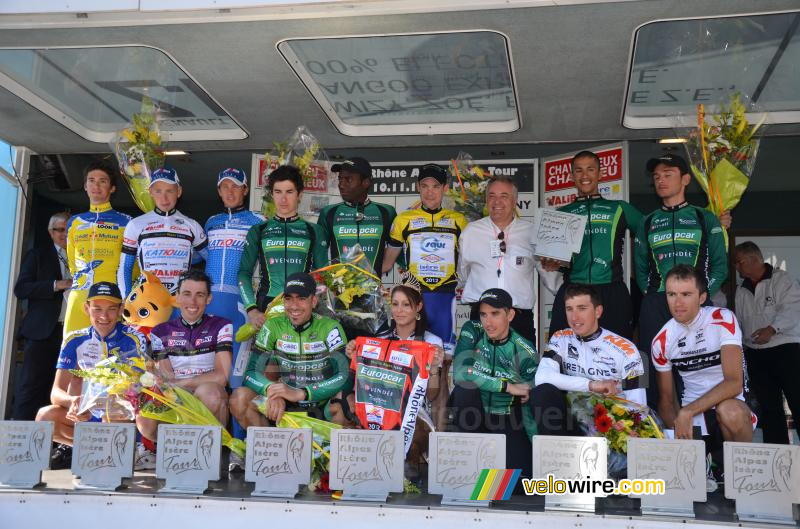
491, 221, 509, 278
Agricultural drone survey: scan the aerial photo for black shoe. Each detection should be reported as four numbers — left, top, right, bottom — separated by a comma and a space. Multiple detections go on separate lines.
50, 443, 72, 470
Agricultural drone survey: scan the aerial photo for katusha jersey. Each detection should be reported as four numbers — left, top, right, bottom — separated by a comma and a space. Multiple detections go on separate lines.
558, 195, 642, 284
538, 327, 645, 404
150, 315, 233, 380
205, 206, 265, 294
635, 202, 727, 295
388, 206, 468, 292
317, 200, 396, 272
651, 306, 744, 408
64, 202, 131, 333
118, 208, 208, 297
351, 337, 436, 453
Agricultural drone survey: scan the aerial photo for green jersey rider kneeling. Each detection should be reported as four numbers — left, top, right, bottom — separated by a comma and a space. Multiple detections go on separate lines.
229, 272, 351, 427
448, 288, 538, 481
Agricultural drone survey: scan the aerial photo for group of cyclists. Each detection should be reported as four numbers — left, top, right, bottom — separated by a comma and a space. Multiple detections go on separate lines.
31, 148, 754, 481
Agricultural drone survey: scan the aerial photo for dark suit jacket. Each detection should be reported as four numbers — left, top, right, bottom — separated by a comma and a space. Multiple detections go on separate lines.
14, 244, 64, 340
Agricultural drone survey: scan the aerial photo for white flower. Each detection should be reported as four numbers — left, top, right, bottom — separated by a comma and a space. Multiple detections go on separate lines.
140, 372, 156, 388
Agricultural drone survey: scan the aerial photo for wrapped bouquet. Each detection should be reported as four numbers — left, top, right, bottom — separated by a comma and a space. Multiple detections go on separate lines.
311, 244, 388, 334
444, 151, 491, 221
111, 98, 164, 213
567, 392, 664, 477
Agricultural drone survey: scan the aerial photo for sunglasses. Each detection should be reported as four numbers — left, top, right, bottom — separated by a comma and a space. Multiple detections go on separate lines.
497, 231, 506, 253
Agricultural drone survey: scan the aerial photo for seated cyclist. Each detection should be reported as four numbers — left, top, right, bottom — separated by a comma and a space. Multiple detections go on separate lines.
532, 284, 645, 436
36, 282, 147, 469
652, 265, 752, 445
449, 288, 538, 474
135, 270, 232, 469
229, 272, 350, 427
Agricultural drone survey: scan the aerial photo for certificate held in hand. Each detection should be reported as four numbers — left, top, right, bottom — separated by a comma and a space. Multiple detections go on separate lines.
532, 208, 586, 262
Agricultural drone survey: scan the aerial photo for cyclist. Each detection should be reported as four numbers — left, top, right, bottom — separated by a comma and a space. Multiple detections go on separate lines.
35, 282, 146, 469
118, 167, 207, 298
317, 157, 395, 274
382, 163, 468, 352
136, 270, 233, 469
533, 284, 645, 435
652, 265, 752, 443
542, 151, 642, 340
237, 165, 328, 332
64, 159, 131, 334
229, 272, 349, 427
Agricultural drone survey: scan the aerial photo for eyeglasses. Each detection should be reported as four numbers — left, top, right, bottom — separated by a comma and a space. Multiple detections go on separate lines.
50, 227, 66, 233
497, 231, 506, 253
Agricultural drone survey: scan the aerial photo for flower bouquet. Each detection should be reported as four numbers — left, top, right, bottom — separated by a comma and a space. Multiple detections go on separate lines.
235, 294, 286, 343
567, 392, 664, 477
682, 93, 766, 247
71, 354, 246, 458
311, 244, 389, 334
111, 97, 165, 213
261, 125, 330, 218
444, 151, 491, 221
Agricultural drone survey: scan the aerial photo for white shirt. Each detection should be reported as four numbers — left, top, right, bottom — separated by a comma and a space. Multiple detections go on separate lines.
458, 216, 536, 309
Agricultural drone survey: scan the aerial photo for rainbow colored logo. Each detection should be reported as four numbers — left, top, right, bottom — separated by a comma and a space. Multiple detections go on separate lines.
470, 469, 522, 501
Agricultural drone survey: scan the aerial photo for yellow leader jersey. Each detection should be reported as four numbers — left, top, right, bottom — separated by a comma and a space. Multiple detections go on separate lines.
388, 207, 468, 292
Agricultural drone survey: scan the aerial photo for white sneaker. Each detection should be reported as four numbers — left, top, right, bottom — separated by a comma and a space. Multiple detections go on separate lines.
134, 442, 156, 471
228, 451, 245, 473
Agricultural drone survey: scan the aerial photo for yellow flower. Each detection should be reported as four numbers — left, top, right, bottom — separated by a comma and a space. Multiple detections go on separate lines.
610, 404, 627, 417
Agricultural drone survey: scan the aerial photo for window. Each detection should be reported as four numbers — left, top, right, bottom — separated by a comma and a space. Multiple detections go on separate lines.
278, 31, 520, 136
624, 11, 800, 128
0, 45, 247, 142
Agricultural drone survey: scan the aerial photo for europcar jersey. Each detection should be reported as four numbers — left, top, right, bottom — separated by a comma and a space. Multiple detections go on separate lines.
388, 207, 468, 291
244, 313, 348, 403
541, 327, 644, 395
237, 216, 328, 311
651, 306, 743, 407
635, 202, 727, 295
150, 315, 233, 380
64, 202, 131, 332
119, 208, 208, 296
317, 200, 396, 271
453, 321, 538, 437
205, 206, 265, 294
558, 195, 642, 284
351, 337, 435, 442
57, 322, 147, 370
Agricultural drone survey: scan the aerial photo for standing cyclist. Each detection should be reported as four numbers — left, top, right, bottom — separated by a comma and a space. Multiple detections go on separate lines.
542, 151, 641, 340
635, 154, 729, 405
204, 167, 264, 464
118, 167, 207, 298
238, 165, 328, 332
382, 163, 468, 352
317, 157, 396, 275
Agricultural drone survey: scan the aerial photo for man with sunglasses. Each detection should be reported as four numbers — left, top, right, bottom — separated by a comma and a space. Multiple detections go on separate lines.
458, 175, 537, 343
382, 164, 468, 353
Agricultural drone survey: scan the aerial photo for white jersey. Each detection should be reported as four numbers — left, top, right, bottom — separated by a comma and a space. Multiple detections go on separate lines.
537, 327, 645, 405
651, 306, 743, 407
119, 208, 208, 294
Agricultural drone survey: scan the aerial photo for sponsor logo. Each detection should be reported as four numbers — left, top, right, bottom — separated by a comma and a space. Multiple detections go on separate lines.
567, 344, 579, 359
365, 404, 385, 425
711, 308, 737, 335
327, 329, 343, 349
603, 334, 638, 356
420, 253, 443, 263
358, 365, 405, 385
336, 226, 380, 235
168, 339, 188, 347
653, 331, 668, 366
276, 340, 299, 353
409, 218, 429, 230
389, 350, 413, 368
360, 344, 382, 359
195, 335, 213, 346
143, 249, 190, 258
421, 236, 447, 252
303, 341, 327, 353
209, 238, 245, 250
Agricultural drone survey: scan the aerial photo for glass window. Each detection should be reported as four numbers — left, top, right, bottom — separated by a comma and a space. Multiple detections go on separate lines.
0, 46, 247, 142
278, 31, 520, 136
0, 140, 14, 179
624, 11, 800, 128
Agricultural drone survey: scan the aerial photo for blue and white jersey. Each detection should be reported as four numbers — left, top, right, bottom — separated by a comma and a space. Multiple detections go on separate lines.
205, 206, 265, 294
56, 321, 147, 371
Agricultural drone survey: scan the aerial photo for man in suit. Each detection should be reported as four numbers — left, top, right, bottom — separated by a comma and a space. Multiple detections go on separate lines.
12, 212, 72, 420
